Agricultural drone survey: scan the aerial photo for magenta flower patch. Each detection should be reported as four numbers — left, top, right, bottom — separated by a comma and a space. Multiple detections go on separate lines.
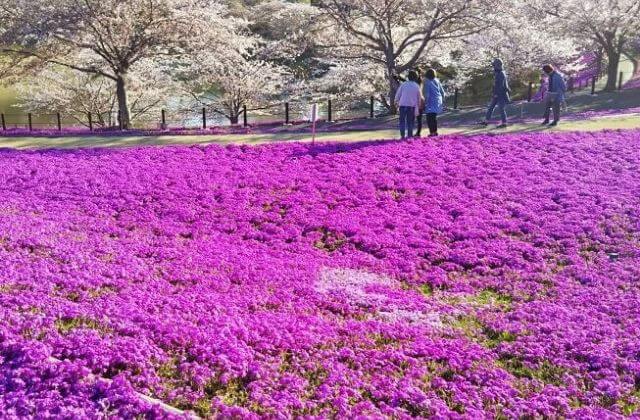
1, 130, 640, 417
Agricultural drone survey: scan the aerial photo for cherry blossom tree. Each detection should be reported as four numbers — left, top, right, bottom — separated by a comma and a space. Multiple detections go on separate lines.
526, 0, 640, 91
460, 13, 578, 78
0, 0, 235, 128
15, 58, 174, 128
313, 0, 493, 113
249, 0, 322, 80
180, 50, 290, 125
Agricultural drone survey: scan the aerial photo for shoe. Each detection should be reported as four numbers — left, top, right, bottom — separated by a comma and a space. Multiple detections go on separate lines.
496, 124, 508, 129
477, 121, 489, 126
428, 133, 438, 137
541, 120, 549, 125
549, 121, 558, 127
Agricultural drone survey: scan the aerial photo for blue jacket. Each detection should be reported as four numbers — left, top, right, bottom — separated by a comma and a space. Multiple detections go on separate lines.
548, 71, 567, 102
423, 78, 445, 114
493, 70, 511, 102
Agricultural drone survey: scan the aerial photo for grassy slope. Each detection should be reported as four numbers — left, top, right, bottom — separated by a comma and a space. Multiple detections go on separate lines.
1, 114, 639, 150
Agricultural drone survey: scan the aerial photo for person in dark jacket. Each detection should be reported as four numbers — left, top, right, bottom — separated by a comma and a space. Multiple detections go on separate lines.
479, 58, 510, 128
541, 64, 567, 126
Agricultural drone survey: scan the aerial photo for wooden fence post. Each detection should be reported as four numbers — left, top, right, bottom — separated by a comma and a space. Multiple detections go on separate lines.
527, 82, 533, 102
28, 113, 32, 131
161, 109, 166, 128
569, 77, 574, 93
370, 96, 375, 118
618, 72, 624, 91
1, 113, 5, 131
202, 107, 206, 129
88, 113, 93, 131
57, 112, 61, 131
591, 77, 596, 95
285, 102, 290, 125
453, 89, 459, 110
243, 105, 248, 127
328, 99, 332, 122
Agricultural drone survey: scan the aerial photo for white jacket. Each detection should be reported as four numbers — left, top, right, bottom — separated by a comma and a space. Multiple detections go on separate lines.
395, 81, 422, 108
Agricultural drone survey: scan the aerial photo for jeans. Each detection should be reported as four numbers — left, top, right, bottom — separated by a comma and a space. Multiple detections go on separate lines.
426, 113, 438, 135
485, 97, 507, 124
399, 106, 416, 139
543, 97, 561, 123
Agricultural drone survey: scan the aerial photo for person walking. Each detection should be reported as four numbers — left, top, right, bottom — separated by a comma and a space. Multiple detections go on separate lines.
423, 68, 446, 137
394, 70, 422, 139
532, 74, 548, 102
541, 64, 567, 126
479, 58, 511, 128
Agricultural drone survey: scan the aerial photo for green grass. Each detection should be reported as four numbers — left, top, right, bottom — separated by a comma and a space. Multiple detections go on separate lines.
1, 113, 639, 150
1, 84, 639, 151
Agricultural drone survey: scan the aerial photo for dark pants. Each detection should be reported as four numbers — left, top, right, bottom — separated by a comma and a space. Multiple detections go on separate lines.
426, 113, 438, 135
416, 114, 423, 136
399, 106, 416, 139
543, 98, 561, 123
485, 97, 507, 124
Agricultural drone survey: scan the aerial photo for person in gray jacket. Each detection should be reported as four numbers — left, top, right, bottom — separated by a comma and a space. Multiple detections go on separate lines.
541, 64, 567, 126
480, 58, 511, 128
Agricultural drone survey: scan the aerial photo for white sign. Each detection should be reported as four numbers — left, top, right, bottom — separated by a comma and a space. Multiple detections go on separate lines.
311, 104, 318, 145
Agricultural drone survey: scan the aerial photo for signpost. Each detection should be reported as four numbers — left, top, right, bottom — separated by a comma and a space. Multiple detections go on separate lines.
310, 103, 318, 145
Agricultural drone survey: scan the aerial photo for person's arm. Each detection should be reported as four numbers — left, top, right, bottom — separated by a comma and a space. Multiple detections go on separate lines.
394, 84, 402, 105
423, 82, 429, 105
504, 73, 511, 94
439, 81, 445, 100
493, 73, 500, 97
559, 75, 567, 92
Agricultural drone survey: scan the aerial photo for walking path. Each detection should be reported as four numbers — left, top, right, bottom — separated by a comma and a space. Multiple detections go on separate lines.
0, 113, 638, 150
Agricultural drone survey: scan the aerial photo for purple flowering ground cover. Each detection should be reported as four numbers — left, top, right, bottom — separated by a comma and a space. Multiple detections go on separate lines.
1, 130, 640, 419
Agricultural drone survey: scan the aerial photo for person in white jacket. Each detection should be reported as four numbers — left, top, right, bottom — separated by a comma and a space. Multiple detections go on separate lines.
394, 70, 422, 139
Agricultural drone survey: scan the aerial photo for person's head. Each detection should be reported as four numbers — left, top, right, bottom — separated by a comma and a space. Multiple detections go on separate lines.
407, 70, 419, 82
414, 69, 423, 83
425, 68, 437, 80
492, 58, 503, 71
543, 64, 554, 75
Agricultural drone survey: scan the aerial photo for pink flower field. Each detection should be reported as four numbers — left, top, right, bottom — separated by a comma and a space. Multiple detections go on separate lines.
1, 130, 640, 419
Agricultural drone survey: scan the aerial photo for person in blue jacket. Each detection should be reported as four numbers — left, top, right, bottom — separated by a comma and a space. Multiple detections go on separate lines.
423, 68, 446, 137
541, 64, 567, 126
480, 58, 510, 128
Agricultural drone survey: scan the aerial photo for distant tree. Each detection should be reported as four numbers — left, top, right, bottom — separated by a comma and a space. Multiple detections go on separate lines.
180, 50, 290, 125
0, 0, 234, 128
250, 0, 322, 80
526, 0, 640, 91
15, 58, 173, 128
313, 0, 492, 113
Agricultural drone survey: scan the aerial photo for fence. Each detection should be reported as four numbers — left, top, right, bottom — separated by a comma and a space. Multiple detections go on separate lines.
0, 71, 631, 134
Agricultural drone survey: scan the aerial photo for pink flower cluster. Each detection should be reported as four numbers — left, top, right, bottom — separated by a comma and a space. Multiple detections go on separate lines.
1, 129, 640, 418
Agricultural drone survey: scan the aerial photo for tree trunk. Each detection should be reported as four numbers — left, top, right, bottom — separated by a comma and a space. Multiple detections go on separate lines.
604, 48, 621, 92
229, 115, 239, 125
116, 75, 131, 129
387, 76, 399, 115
